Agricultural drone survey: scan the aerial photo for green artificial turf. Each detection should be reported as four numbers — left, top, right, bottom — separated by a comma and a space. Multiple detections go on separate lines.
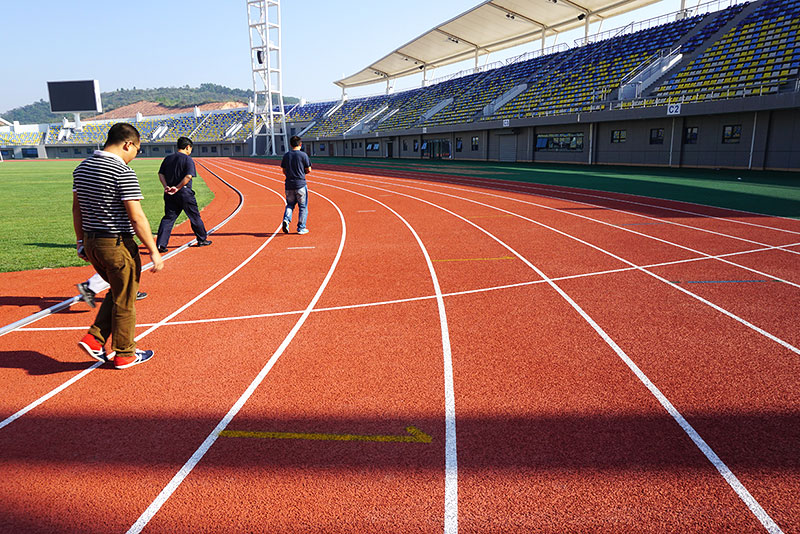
0, 158, 214, 273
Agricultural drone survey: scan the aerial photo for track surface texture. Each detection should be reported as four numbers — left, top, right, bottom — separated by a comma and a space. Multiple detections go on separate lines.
1, 158, 798, 534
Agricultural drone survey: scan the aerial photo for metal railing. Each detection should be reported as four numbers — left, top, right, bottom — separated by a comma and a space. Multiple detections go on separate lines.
504, 43, 570, 66
574, 0, 749, 47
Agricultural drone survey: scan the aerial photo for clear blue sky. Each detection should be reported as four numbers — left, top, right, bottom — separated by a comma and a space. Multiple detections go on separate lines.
2, 0, 688, 114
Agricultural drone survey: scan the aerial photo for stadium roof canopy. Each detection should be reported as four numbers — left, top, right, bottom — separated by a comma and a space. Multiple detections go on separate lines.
335, 0, 661, 89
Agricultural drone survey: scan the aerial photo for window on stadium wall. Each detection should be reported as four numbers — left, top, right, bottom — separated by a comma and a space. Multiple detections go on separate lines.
650, 128, 664, 145
456, 137, 463, 152
535, 133, 584, 151
722, 125, 742, 144
684, 127, 699, 145
420, 139, 451, 159
611, 130, 627, 143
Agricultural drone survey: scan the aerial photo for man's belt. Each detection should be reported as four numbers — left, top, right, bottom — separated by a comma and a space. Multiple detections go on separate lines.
84, 231, 133, 239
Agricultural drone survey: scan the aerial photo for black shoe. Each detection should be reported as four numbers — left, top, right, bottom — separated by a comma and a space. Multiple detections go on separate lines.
77, 282, 96, 308
157, 246, 168, 253
136, 291, 148, 300
193, 239, 212, 247
281, 220, 289, 234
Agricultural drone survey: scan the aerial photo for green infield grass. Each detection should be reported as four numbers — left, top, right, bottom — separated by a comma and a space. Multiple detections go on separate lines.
0, 158, 214, 273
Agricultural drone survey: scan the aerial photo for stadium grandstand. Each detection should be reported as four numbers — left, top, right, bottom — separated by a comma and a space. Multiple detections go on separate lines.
1, 0, 799, 169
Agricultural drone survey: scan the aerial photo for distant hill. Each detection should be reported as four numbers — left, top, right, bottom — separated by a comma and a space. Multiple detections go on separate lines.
1, 83, 300, 125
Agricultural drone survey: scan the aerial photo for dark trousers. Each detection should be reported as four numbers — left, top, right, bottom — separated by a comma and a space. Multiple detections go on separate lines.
84, 235, 141, 357
156, 188, 208, 249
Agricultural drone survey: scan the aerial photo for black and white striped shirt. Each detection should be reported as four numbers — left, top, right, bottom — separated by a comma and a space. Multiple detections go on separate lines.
72, 150, 143, 234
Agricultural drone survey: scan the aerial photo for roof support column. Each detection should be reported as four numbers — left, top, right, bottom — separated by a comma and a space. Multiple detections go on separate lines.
474, 47, 479, 70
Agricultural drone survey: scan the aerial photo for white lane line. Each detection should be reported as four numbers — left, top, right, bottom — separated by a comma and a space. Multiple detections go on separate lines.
369, 173, 800, 266
310, 169, 785, 534
319, 170, 800, 355
0, 361, 103, 430
17, 238, 797, 334
127, 165, 347, 533
0, 163, 245, 339
287, 246, 315, 249
0, 168, 260, 431
18, 239, 797, 333
357, 209, 377, 213
357, 165, 800, 234
220, 160, 459, 534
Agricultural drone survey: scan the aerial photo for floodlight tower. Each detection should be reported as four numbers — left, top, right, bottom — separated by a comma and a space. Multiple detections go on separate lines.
247, 0, 288, 156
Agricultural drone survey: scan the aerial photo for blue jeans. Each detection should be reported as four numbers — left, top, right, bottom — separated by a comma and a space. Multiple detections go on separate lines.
284, 186, 308, 230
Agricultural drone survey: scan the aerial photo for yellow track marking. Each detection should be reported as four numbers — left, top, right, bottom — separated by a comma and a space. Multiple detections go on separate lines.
219, 425, 432, 443
433, 256, 515, 262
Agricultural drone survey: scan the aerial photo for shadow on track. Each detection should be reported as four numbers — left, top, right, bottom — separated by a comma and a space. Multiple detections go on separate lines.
1, 412, 797, 469
0, 350, 91, 375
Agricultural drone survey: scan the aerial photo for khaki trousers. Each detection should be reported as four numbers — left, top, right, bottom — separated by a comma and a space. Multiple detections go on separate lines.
84, 235, 141, 357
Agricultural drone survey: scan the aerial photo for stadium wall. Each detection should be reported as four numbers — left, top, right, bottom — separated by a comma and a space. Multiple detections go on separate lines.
304, 94, 800, 171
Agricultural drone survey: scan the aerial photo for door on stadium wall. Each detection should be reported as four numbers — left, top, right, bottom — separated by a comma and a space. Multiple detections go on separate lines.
498, 134, 517, 162
386, 142, 393, 158
422, 139, 451, 159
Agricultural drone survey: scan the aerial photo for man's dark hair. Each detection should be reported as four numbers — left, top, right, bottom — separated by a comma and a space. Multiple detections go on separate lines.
104, 123, 140, 148
290, 135, 302, 148
177, 137, 193, 150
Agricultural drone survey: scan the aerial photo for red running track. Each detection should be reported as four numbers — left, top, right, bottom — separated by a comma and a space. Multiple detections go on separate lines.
0, 157, 798, 533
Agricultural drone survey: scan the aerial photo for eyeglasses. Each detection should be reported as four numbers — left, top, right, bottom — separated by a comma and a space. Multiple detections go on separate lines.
126, 141, 143, 155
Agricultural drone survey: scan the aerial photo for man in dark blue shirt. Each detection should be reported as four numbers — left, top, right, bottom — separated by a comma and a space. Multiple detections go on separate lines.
281, 135, 312, 234
155, 137, 212, 252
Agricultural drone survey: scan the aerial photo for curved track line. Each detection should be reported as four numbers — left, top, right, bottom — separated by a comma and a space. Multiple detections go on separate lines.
211, 159, 460, 534
282, 165, 785, 534
331, 163, 800, 233
235, 161, 800, 287
316, 168, 800, 289
313, 169, 800, 356
375, 174, 800, 255
0, 164, 244, 338
126, 165, 348, 534
0, 173, 277, 432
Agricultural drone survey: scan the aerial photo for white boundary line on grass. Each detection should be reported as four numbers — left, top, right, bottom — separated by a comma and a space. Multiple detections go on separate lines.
0, 162, 243, 338
0, 168, 266, 431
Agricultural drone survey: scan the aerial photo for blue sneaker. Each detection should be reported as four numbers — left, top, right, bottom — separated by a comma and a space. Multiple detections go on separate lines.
114, 349, 154, 369
297, 228, 309, 235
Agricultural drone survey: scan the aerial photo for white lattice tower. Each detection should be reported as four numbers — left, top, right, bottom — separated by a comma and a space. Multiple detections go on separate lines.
247, 0, 288, 156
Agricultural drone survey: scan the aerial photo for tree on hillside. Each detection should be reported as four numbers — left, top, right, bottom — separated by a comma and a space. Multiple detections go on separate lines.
1, 85, 299, 125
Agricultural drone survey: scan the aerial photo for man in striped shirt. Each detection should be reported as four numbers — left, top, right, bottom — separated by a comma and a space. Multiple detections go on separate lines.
72, 123, 164, 369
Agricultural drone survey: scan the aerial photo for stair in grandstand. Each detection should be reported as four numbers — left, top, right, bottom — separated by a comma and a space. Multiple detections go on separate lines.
648, 0, 800, 102
346, 104, 389, 135
638, 0, 759, 99
414, 66, 499, 126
